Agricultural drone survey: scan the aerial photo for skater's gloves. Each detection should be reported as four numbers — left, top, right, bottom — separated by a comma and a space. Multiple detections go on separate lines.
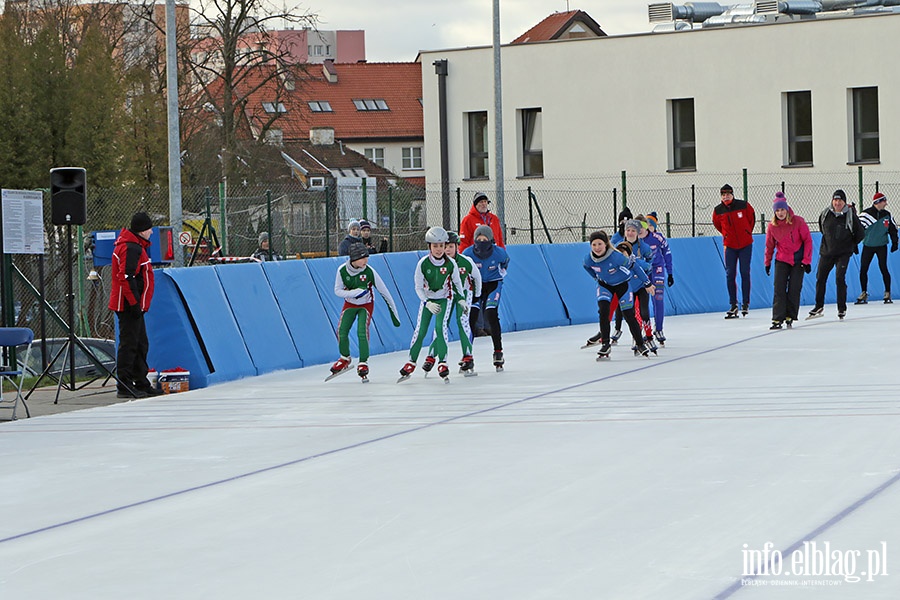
457, 299, 468, 312
391, 313, 402, 327
803, 263, 811, 274
765, 264, 770, 276
425, 301, 441, 314
667, 274, 675, 287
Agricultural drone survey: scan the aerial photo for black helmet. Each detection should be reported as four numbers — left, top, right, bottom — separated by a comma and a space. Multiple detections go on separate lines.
446, 231, 460, 245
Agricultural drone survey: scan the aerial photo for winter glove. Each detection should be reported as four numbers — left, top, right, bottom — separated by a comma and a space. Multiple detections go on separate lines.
892, 244, 898, 253
457, 299, 468, 313
667, 274, 674, 287
803, 263, 811, 274
765, 265, 770, 276
391, 313, 401, 328
425, 301, 441, 315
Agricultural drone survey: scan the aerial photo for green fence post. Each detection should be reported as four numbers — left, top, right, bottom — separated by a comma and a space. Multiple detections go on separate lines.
612, 188, 618, 230
858, 165, 864, 205
742, 168, 748, 205
581, 214, 587, 242
266, 190, 273, 260
456, 187, 461, 229
362, 178, 368, 221
77, 225, 89, 336
621, 171, 627, 210
388, 186, 394, 253
325, 184, 331, 257
218, 181, 227, 255
665, 212, 671, 238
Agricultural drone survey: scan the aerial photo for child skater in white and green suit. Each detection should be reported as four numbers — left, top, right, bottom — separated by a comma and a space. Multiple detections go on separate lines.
329, 242, 402, 381
398, 227, 468, 382
423, 230, 482, 375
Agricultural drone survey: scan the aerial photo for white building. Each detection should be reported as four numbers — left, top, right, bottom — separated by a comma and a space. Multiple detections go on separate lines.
418, 12, 900, 239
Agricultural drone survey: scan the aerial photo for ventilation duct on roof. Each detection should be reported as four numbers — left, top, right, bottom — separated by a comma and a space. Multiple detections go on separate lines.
649, 2, 728, 22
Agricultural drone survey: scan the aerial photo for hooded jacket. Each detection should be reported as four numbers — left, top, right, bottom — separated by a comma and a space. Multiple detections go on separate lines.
764, 210, 813, 267
818, 205, 864, 257
108, 228, 154, 312
459, 205, 505, 252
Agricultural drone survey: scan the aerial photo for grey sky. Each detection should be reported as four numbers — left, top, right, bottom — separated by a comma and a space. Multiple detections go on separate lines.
305, 0, 651, 62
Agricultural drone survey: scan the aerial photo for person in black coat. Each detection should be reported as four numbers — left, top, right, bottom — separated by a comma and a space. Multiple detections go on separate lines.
808, 190, 864, 319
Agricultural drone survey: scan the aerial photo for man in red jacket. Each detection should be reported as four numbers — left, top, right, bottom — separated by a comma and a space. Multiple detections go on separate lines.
713, 184, 756, 318
459, 192, 505, 252
108, 212, 161, 398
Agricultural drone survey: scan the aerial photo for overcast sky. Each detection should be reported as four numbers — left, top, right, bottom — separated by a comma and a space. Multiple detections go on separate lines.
302, 0, 651, 62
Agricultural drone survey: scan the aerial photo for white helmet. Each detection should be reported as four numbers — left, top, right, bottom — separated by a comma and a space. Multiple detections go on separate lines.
425, 226, 449, 244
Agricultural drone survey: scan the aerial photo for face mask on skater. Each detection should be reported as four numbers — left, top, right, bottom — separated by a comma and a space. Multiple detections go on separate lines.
473, 238, 492, 257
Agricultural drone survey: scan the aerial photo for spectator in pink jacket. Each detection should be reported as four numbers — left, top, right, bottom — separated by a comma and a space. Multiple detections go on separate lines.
764, 192, 813, 329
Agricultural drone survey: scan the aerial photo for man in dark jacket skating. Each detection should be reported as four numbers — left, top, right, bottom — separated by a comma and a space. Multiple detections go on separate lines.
109, 212, 162, 398
808, 190, 865, 320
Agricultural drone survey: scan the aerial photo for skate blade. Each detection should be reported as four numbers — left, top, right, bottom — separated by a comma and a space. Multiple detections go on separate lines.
495, 366, 504, 372
360, 377, 369, 383
805, 313, 823, 320
724, 314, 740, 319
462, 371, 478, 377
596, 354, 610, 361
580, 343, 598, 350
324, 367, 352, 382
397, 374, 412, 383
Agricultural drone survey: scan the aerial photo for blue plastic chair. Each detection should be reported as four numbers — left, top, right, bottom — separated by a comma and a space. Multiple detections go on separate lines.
0, 328, 34, 420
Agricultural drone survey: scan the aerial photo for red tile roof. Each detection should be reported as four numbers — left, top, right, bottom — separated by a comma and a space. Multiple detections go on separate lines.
237, 61, 422, 143
511, 10, 606, 44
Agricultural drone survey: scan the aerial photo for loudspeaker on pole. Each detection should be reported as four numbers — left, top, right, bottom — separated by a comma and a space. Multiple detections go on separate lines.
50, 167, 87, 226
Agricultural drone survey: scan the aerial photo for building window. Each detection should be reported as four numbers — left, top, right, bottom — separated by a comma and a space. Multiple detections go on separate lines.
521, 108, 543, 177
669, 98, 695, 171
785, 91, 813, 166
467, 111, 489, 179
402, 147, 423, 170
308, 101, 332, 112
364, 148, 384, 167
262, 102, 287, 114
352, 99, 389, 111
851, 87, 879, 163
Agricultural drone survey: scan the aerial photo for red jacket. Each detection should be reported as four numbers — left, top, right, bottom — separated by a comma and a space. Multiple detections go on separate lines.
108, 228, 155, 312
459, 205, 505, 252
764, 211, 813, 267
712, 198, 756, 250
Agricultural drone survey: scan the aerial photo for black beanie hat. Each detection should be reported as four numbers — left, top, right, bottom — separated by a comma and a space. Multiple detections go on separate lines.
617, 208, 633, 223
130, 212, 153, 233
589, 230, 609, 245
473, 191, 488, 207
348, 242, 369, 263
720, 184, 734, 195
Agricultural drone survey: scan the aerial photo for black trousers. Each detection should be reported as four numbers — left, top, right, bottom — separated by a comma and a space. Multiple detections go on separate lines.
598, 282, 644, 345
859, 245, 890, 293
469, 280, 503, 352
116, 306, 151, 391
814, 253, 851, 312
772, 261, 805, 322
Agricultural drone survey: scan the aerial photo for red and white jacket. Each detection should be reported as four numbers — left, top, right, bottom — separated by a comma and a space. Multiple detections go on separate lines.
108, 228, 155, 312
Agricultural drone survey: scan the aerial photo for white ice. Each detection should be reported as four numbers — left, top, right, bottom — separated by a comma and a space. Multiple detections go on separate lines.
1, 305, 899, 599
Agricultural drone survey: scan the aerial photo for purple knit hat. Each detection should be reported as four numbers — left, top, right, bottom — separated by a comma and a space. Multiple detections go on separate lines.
773, 191, 789, 212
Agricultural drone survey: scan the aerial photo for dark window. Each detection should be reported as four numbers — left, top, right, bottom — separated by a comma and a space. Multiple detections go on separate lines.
353, 99, 389, 112
521, 108, 543, 177
467, 111, 489, 179
786, 91, 813, 166
671, 98, 696, 171
852, 87, 879, 162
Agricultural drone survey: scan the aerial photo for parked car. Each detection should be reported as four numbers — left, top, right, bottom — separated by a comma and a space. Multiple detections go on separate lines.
16, 338, 116, 379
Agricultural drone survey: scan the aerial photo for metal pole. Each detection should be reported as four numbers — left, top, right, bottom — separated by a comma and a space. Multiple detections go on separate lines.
492, 0, 505, 229
266, 189, 273, 260
665, 211, 672, 238
361, 178, 368, 221
165, 0, 184, 266
325, 184, 331, 257
218, 180, 227, 255
691, 184, 696, 237
742, 168, 748, 205
434, 60, 451, 229
456, 187, 461, 229
528, 187, 534, 244
388, 186, 394, 253
858, 165, 864, 204
612, 188, 617, 230
621, 171, 627, 210
76, 225, 87, 336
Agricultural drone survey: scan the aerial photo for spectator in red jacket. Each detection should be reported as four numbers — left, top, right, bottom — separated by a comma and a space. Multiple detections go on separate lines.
713, 184, 756, 318
764, 192, 812, 329
108, 212, 161, 399
459, 192, 505, 252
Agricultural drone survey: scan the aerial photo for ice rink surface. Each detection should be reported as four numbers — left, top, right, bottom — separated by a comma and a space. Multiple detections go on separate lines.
2, 304, 900, 599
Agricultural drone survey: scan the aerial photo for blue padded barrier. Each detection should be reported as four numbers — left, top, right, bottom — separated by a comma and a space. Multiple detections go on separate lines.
672, 236, 748, 315
262, 260, 336, 368
541, 242, 611, 325
215, 263, 301, 374
504, 245, 569, 330
164, 266, 257, 384
145, 272, 211, 390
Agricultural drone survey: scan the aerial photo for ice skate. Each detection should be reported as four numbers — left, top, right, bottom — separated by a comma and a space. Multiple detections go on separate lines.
610, 329, 622, 345
397, 362, 416, 383
357, 362, 369, 383
596, 341, 611, 361
806, 306, 824, 320
633, 341, 651, 358
769, 320, 783, 330
581, 331, 603, 349
725, 305, 740, 319
437, 362, 450, 383
785, 318, 793, 329
458, 355, 477, 376
493, 350, 505, 372
885, 291, 893, 304
741, 303, 749, 317
643, 335, 658, 355
654, 330, 666, 346
855, 291, 868, 305
325, 357, 352, 381
422, 355, 436, 377
838, 310, 846, 320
